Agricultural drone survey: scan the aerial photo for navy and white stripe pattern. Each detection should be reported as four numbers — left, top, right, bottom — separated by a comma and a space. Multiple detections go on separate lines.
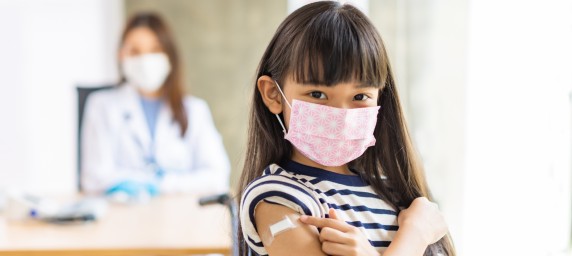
240, 161, 398, 255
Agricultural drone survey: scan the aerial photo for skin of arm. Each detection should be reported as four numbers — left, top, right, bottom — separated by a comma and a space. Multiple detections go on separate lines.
254, 202, 327, 256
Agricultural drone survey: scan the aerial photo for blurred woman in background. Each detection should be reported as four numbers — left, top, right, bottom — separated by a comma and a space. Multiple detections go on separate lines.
81, 12, 229, 201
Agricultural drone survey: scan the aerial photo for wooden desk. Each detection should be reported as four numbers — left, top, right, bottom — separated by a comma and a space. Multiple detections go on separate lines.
0, 195, 232, 256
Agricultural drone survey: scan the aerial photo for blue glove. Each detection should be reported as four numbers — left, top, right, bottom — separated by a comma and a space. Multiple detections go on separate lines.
105, 180, 159, 200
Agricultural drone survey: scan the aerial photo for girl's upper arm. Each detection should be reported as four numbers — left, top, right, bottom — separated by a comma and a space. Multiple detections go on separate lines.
254, 201, 326, 256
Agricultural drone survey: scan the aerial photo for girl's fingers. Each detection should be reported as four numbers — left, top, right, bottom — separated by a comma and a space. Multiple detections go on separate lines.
321, 241, 352, 256
329, 208, 340, 220
319, 226, 353, 244
299, 215, 353, 232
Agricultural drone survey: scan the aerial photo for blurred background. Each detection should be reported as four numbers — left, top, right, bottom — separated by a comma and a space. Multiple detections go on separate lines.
0, 0, 571, 255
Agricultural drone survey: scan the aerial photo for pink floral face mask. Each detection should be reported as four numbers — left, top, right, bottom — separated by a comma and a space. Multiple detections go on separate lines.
274, 81, 380, 167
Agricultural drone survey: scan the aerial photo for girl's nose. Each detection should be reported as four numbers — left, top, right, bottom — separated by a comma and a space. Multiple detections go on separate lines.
329, 100, 351, 109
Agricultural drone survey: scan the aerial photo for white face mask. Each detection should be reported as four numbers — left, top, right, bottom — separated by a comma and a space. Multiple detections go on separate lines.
122, 53, 171, 93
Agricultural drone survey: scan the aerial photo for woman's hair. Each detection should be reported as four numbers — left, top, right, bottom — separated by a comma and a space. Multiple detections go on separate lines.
118, 12, 188, 137
237, 2, 455, 255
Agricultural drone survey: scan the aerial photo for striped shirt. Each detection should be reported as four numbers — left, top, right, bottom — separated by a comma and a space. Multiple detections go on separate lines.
240, 161, 398, 255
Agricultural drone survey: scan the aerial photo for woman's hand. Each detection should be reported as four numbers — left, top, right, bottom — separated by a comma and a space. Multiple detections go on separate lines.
300, 208, 380, 256
397, 197, 448, 246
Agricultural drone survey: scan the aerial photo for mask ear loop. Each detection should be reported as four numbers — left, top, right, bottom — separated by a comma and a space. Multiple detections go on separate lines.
273, 80, 291, 134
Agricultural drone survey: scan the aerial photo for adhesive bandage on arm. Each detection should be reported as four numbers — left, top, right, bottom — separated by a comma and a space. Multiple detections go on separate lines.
261, 214, 299, 246
270, 216, 295, 236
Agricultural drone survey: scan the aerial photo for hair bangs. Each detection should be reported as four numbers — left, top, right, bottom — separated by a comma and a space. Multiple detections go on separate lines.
286, 4, 387, 88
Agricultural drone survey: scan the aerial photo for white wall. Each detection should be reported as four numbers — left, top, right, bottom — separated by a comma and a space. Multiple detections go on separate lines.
0, 0, 123, 194
379, 0, 572, 255
464, 0, 572, 255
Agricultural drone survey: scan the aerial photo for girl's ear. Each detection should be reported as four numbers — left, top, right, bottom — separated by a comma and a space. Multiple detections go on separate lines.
257, 75, 284, 114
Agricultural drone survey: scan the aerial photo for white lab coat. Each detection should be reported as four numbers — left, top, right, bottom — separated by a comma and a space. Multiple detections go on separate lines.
81, 85, 230, 194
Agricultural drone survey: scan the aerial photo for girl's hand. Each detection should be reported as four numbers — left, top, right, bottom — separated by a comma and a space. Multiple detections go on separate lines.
300, 208, 380, 256
398, 197, 448, 246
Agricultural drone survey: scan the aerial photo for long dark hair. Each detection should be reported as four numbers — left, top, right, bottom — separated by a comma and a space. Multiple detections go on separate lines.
119, 12, 188, 136
237, 1, 455, 255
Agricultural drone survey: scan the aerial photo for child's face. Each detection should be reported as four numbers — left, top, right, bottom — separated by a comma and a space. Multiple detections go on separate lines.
258, 75, 380, 130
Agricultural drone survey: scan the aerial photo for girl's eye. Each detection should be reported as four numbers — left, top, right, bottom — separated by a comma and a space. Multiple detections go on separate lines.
310, 91, 327, 99
353, 94, 370, 101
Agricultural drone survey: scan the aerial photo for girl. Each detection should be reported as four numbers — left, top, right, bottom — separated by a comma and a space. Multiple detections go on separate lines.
82, 13, 230, 198
238, 2, 455, 256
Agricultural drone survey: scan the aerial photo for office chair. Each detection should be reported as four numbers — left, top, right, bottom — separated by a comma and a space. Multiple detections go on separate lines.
76, 85, 115, 192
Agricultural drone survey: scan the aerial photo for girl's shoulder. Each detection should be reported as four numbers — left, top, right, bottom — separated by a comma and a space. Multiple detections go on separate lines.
240, 163, 324, 216
240, 163, 326, 255
245, 163, 317, 194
